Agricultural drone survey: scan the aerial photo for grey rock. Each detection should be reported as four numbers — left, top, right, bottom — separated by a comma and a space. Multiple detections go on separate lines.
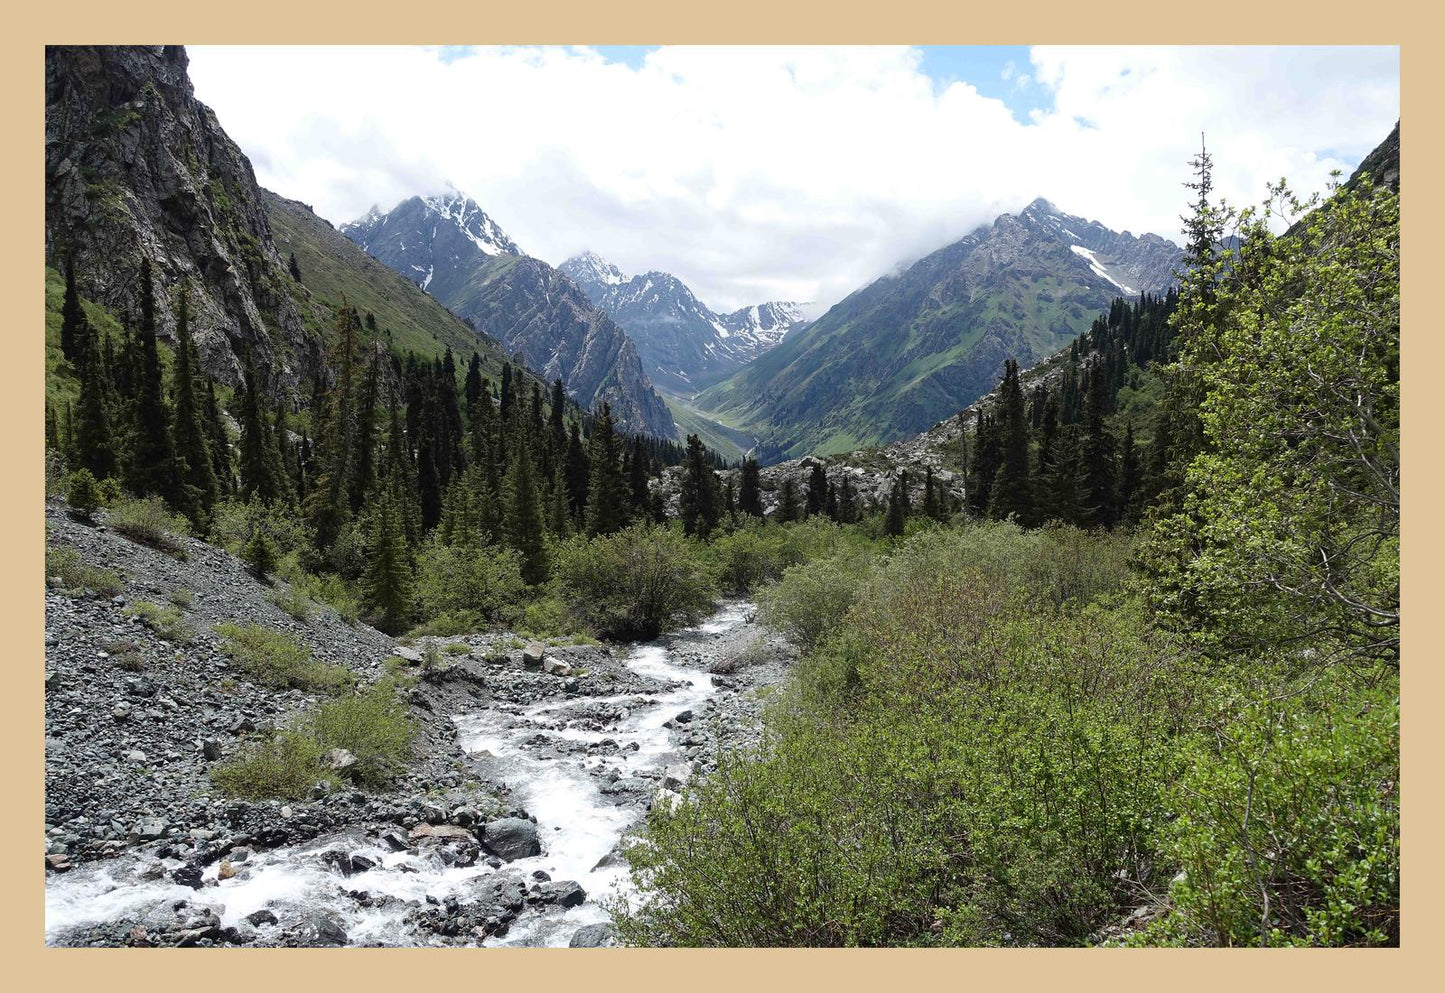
482, 817, 540, 861
569, 922, 619, 947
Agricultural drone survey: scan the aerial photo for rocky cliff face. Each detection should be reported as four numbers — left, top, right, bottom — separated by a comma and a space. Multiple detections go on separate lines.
45, 46, 314, 387
559, 254, 806, 396
343, 197, 676, 439
695, 198, 1181, 462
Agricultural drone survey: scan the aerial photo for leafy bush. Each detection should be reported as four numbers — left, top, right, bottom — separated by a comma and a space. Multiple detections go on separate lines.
213, 622, 353, 693
108, 496, 191, 557
124, 600, 195, 643
304, 680, 416, 787
64, 469, 102, 521
1139, 678, 1399, 947
210, 729, 325, 801
300, 571, 360, 625
45, 545, 123, 597
210, 498, 313, 558
554, 524, 715, 640
443, 642, 472, 655
413, 539, 527, 628
756, 548, 876, 651
166, 587, 193, 610
270, 581, 313, 622
615, 529, 1193, 947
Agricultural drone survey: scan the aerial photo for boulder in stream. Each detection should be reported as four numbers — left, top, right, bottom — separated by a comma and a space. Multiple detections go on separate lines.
482, 817, 541, 861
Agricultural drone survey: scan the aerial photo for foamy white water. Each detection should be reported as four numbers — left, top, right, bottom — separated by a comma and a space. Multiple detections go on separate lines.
44, 601, 751, 947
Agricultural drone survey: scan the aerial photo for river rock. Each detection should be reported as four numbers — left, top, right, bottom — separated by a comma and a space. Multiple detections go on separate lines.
409, 823, 473, 842
482, 817, 540, 861
323, 748, 357, 772
540, 880, 587, 908
569, 922, 619, 947
542, 657, 574, 677
522, 642, 546, 668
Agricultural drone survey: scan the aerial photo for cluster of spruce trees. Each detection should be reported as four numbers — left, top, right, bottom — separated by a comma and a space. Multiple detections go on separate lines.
50, 259, 731, 628
51, 259, 235, 528
961, 291, 1181, 530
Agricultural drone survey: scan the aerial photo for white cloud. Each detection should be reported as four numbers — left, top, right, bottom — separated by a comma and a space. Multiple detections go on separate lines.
187, 45, 1398, 315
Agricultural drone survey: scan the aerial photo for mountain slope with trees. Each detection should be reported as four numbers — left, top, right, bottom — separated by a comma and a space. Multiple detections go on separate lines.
343, 197, 677, 440
696, 199, 1180, 462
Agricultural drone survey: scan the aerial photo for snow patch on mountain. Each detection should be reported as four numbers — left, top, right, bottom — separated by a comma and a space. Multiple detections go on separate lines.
1070, 245, 1136, 295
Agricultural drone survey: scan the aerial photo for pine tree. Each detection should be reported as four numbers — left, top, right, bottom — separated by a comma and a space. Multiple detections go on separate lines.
242, 527, 278, 580
73, 328, 116, 479
465, 353, 484, 409
203, 378, 233, 496
60, 257, 88, 365
305, 307, 360, 545
362, 487, 413, 634
884, 474, 908, 537
1081, 361, 1118, 528
986, 359, 1034, 524
1040, 426, 1088, 526
628, 435, 652, 521
288, 252, 301, 282
547, 463, 572, 538
678, 434, 721, 539
124, 259, 180, 505
169, 288, 219, 526
777, 477, 801, 523
1117, 421, 1143, 526
503, 425, 548, 584
583, 404, 626, 537
349, 351, 381, 514
565, 419, 589, 522
738, 457, 763, 517
805, 462, 828, 518
837, 474, 857, 525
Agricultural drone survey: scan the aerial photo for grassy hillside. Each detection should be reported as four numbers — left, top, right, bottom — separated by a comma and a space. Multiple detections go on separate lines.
265, 191, 516, 381
664, 397, 757, 463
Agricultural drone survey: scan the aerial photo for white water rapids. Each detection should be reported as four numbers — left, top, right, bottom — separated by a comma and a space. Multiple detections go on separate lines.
44, 601, 753, 947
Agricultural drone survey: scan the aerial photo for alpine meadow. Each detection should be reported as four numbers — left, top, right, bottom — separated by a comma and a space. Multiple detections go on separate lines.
42, 44, 1399, 950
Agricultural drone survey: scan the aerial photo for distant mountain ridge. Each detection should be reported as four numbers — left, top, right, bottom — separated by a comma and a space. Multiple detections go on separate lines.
695, 198, 1183, 462
559, 252, 807, 395
343, 197, 676, 439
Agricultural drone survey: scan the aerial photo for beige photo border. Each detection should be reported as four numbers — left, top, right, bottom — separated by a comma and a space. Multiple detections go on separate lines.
1, 3, 1431, 988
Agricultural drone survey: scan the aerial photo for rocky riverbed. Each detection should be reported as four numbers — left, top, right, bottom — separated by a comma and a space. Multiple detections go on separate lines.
43, 500, 794, 947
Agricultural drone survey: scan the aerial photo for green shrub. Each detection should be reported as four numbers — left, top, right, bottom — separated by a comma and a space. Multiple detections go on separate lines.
166, 587, 193, 610
109, 496, 191, 557
209, 498, 313, 558
413, 539, 527, 628
615, 530, 1193, 948
443, 642, 471, 655
210, 729, 326, 801
213, 622, 354, 693
270, 582, 313, 622
243, 528, 279, 579
1139, 678, 1399, 947
64, 469, 102, 521
124, 600, 195, 644
554, 524, 716, 641
305, 679, 416, 787
756, 548, 876, 652
518, 594, 591, 641
301, 572, 361, 625
45, 545, 123, 597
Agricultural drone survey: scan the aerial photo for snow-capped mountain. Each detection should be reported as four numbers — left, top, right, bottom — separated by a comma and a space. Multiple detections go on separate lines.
343, 194, 675, 439
340, 185, 523, 296
559, 253, 808, 395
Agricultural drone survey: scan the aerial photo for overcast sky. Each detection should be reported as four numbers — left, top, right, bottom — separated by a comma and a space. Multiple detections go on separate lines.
188, 45, 1398, 315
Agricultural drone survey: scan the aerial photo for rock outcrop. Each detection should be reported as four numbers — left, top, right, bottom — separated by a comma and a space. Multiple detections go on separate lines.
45, 46, 315, 388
